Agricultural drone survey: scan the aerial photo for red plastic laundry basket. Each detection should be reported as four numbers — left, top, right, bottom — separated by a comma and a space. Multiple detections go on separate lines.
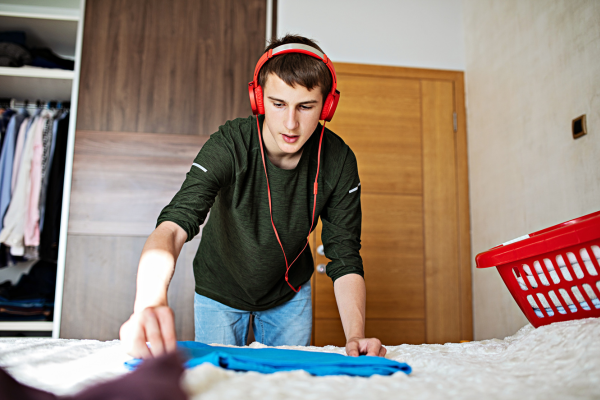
476, 210, 600, 328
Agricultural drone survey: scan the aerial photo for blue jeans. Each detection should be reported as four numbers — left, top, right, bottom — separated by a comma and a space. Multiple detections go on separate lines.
194, 280, 312, 346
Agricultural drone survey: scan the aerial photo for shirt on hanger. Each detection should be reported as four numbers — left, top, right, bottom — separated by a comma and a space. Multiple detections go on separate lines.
0, 109, 28, 229
12, 109, 40, 192
24, 111, 48, 246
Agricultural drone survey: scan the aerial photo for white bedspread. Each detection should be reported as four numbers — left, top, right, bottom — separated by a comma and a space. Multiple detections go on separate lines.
1, 317, 599, 399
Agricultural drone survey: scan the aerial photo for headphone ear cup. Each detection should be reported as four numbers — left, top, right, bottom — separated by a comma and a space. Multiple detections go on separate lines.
248, 82, 259, 115
320, 94, 333, 121
255, 85, 265, 115
320, 90, 340, 121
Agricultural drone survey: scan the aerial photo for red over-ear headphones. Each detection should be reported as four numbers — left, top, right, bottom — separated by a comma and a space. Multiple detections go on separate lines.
249, 43, 340, 293
248, 43, 340, 121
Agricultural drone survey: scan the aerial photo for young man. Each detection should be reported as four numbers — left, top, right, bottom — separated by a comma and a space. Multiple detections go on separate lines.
120, 35, 385, 359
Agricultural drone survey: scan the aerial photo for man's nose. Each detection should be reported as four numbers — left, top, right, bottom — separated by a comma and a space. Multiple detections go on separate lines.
284, 108, 299, 131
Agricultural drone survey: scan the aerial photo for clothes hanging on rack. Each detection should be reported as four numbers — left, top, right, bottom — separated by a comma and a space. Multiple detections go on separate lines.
0, 102, 70, 322
0, 111, 50, 255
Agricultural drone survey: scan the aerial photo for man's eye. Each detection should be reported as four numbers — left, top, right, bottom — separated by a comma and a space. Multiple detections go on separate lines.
300, 105, 313, 110
274, 102, 284, 107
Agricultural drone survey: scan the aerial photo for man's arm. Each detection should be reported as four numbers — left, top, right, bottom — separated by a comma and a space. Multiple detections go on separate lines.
119, 221, 187, 358
319, 148, 385, 357
120, 128, 236, 358
334, 273, 386, 357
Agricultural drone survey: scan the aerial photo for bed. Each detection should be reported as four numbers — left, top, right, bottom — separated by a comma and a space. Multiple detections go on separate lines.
1, 317, 598, 399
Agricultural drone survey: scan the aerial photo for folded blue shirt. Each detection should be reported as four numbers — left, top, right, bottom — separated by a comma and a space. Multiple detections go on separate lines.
125, 341, 411, 377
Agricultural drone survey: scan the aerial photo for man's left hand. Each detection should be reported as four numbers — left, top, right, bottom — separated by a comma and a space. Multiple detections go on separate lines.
345, 337, 387, 357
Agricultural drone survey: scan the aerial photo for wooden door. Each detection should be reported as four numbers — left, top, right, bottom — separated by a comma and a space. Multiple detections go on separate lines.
311, 64, 472, 346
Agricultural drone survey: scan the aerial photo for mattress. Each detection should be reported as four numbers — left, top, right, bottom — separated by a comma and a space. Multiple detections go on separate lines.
1, 317, 599, 399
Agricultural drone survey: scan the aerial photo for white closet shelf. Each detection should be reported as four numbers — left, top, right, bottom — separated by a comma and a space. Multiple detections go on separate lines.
0, 321, 53, 331
0, 66, 74, 80
0, 4, 79, 21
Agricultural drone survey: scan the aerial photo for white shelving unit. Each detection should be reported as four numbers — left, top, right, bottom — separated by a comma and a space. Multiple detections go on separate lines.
0, 66, 74, 100
0, 321, 54, 331
0, 3, 79, 21
0, 0, 85, 337
0, 66, 75, 79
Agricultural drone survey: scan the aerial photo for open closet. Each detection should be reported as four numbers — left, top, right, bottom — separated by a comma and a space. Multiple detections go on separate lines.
0, 0, 84, 337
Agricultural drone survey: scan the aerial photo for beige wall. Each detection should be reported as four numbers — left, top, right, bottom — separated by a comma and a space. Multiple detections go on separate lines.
464, 0, 600, 339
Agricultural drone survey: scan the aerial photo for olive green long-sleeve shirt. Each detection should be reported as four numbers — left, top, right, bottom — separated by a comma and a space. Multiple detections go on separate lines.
157, 115, 363, 311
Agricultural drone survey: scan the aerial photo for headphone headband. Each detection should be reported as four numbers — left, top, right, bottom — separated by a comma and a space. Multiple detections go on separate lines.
273, 43, 324, 58
252, 43, 338, 97
249, 43, 340, 121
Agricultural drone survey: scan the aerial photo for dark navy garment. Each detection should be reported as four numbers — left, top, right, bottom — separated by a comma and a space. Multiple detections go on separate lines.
125, 341, 411, 377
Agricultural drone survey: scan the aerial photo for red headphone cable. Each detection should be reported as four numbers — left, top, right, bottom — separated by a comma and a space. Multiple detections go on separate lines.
256, 116, 325, 293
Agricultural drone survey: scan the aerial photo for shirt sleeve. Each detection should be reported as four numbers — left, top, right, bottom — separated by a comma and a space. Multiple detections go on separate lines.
320, 149, 364, 282
156, 132, 235, 242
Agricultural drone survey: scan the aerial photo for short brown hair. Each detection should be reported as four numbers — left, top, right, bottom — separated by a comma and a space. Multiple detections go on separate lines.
258, 34, 332, 101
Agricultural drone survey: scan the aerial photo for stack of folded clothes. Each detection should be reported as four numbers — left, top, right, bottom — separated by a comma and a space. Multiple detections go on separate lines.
0, 31, 74, 70
515, 246, 600, 317
0, 261, 56, 322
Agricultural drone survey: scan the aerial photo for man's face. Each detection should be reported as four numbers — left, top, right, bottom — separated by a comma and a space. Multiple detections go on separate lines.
262, 73, 323, 157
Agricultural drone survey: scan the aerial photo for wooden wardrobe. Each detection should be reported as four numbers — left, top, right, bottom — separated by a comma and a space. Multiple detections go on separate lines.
310, 64, 472, 346
60, 0, 268, 340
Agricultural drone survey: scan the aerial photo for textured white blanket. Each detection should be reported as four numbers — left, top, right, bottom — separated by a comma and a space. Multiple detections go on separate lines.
1, 317, 599, 399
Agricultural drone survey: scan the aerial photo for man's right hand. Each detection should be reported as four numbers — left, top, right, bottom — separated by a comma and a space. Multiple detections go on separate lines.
119, 305, 178, 359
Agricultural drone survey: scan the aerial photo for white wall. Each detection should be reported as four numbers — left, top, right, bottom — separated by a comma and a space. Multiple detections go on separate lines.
277, 0, 465, 70
464, 0, 600, 340
279, 0, 600, 341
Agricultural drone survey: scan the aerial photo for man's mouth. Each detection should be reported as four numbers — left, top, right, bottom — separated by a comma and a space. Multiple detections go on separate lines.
281, 133, 299, 144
